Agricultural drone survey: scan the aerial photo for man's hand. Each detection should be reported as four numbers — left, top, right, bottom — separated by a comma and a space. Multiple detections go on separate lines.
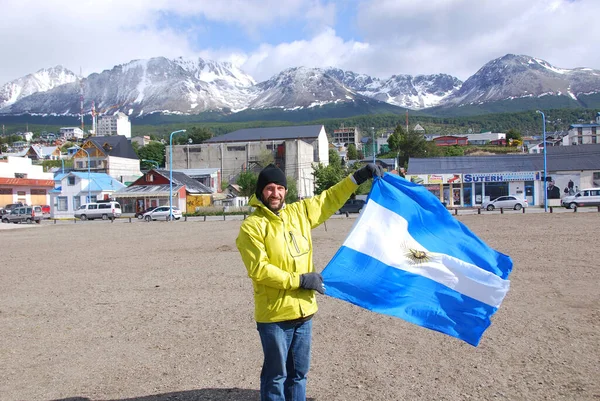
353, 163, 384, 185
300, 272, 325, 295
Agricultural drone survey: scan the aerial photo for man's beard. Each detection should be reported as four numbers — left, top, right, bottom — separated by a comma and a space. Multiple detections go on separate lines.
263, 195, 285, 213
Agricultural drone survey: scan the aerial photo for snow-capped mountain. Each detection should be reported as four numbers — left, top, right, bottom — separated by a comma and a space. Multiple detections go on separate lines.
1, 57, 256, 116
2, 54, 600, 117
324, 68, 462, 109
249, 67, 363, 109
0, 66, 78, 110
445, 54, 600, 105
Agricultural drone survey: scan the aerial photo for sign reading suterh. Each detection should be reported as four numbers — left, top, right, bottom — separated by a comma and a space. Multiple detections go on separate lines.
463, 172, 537, 183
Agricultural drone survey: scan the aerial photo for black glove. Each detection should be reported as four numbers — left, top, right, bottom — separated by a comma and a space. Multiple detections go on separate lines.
300, 272, 325, 295
353, 163, 384, 185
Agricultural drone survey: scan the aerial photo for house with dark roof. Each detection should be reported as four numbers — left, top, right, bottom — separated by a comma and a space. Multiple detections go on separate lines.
167, 125, 329, 198
113, 168, 213, 215
72, 135, 141, 184
407, 144, 600, 208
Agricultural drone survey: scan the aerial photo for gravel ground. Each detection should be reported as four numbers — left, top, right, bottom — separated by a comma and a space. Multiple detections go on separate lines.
0, 213, 598, 401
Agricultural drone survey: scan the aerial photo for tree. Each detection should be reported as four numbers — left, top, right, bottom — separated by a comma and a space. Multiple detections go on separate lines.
506, 128, 522, 141
176, 126, 213, 144
387, 125, 404, 152
138, 142, 166, 167
285, 176, 298, 203
347, 143, 358, 160
237, 170, 258, 197
312, 149, 346, 195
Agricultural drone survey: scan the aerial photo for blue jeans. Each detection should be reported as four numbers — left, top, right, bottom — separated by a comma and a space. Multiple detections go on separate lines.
256, 318, 313, 401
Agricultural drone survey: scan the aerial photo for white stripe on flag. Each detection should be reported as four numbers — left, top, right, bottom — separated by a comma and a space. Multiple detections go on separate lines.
343, 200, 510, 308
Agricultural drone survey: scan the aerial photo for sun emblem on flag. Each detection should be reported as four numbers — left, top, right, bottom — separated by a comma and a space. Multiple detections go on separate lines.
405, 248, 431, 265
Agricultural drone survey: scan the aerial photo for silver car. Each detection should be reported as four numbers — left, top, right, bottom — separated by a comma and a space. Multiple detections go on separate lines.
561, 188, 600, 209
142, 206, 182, 221
482, 195, 528, 211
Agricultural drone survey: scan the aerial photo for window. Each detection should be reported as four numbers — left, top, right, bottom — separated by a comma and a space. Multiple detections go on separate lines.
68, 176, 76, 185
98, 203, 111, 209
77, 161, 84, 168
146, 174, 154, 182
73, 196, 81, 210
0, 189, 11, 195
57, 197, 68, 211
227, 145, 246, 152
14, 173, 27, 178
31, 189, 46, 195
593, 136, 597, 144
88, 204, 98, 209
578, 136, 583, 145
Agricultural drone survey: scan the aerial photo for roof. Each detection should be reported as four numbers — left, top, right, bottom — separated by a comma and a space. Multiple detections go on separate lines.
569, 124, 600, 128
173, 168, 219, 177
86, 135, 138, 160
59, 172, 126, 192
154, 169, 213, 194
408, 144, 600, 173
113, 184, 184, 198
0, 177, 55, 187
205, 125, 324, 143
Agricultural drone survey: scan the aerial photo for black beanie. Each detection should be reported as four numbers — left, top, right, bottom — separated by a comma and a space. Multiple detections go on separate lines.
255, 164, 287, 198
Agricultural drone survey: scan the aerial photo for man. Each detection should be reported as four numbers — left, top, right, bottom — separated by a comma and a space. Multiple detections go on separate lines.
236, 163, 382, 401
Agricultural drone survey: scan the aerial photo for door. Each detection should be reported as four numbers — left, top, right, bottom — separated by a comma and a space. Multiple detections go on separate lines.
524, 181, 534, 206
463, 186, 472, 207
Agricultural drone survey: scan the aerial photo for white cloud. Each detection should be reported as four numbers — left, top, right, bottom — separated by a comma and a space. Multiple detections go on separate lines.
0, 0, 599, 86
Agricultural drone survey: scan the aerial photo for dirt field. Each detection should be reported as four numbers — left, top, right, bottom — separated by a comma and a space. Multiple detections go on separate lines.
1, 213, 598, 401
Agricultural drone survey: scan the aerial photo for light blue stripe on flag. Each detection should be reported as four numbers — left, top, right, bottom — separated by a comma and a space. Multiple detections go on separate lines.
322, 174, 513, 346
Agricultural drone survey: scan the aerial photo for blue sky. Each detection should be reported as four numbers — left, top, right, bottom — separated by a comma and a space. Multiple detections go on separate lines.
0, 0, 597, 85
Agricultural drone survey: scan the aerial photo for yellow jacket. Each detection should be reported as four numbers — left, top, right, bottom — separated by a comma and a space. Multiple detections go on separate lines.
236, 176, 357, 323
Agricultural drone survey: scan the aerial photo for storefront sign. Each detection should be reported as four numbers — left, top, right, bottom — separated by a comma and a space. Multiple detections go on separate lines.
463, 172, 537, 183
408, 174, 462, 185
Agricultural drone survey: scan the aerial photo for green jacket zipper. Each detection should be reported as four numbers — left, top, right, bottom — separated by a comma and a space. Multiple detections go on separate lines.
289, 231, 300, 253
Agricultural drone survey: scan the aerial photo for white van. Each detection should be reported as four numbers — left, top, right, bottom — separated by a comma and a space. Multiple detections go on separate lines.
74, 201, 122, 220
561, 188, 600, 209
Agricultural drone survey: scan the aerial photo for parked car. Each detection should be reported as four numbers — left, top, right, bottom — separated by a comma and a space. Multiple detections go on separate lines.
74, 201, 122, 220
40, 205, 51, 218
1, 205, 42, 224
3, 202, 24, 213
135, 206, 157, 219
482, 195, 528, 211
337, 199, 366, 214
561, 188, 600, 209
142, 206, 182, 221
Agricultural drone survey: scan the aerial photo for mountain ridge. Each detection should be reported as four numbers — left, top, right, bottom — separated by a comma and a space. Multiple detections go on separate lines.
1, 54, 599, 119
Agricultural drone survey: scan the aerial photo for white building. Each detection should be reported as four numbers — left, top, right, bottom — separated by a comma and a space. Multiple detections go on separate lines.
167, 125, 329, 199
50, 172, 126, 218
563, 113, 600, 146
97, 112, 132, 138
60, 127, 84, 140
0, 156, 55, 207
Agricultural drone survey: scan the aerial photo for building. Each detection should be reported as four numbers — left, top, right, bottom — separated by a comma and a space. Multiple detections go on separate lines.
60, 127, 84, 140
332, 127, 360, 147
24, 145, 62, 160
0, 156, 55, 207
72, 135, 141, 183
563, 113, 600, 146
96, 112, 132, 138
173, 168, 221, 193
113, 169, 213, 214
131, 135, 151, 148
432, 136, 469, 146
168, 125, 329, 199
50, 172, 126, 218
407, 144, 600, 208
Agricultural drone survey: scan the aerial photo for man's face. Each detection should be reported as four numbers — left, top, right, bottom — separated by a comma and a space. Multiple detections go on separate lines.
262, 183, 287, 212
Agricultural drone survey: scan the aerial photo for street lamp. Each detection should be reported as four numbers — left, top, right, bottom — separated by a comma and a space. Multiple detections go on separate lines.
73, 144, 91, 203
371, 127, 376, 163
141, 159, 159, 169
536, 110, 548, 212
169, 129, 186, 221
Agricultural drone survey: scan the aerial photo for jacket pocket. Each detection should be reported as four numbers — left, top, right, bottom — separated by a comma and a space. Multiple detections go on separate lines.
286, 230, 310, 258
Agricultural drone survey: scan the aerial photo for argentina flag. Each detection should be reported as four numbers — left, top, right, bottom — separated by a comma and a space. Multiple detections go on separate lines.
322, 173, 513, 346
